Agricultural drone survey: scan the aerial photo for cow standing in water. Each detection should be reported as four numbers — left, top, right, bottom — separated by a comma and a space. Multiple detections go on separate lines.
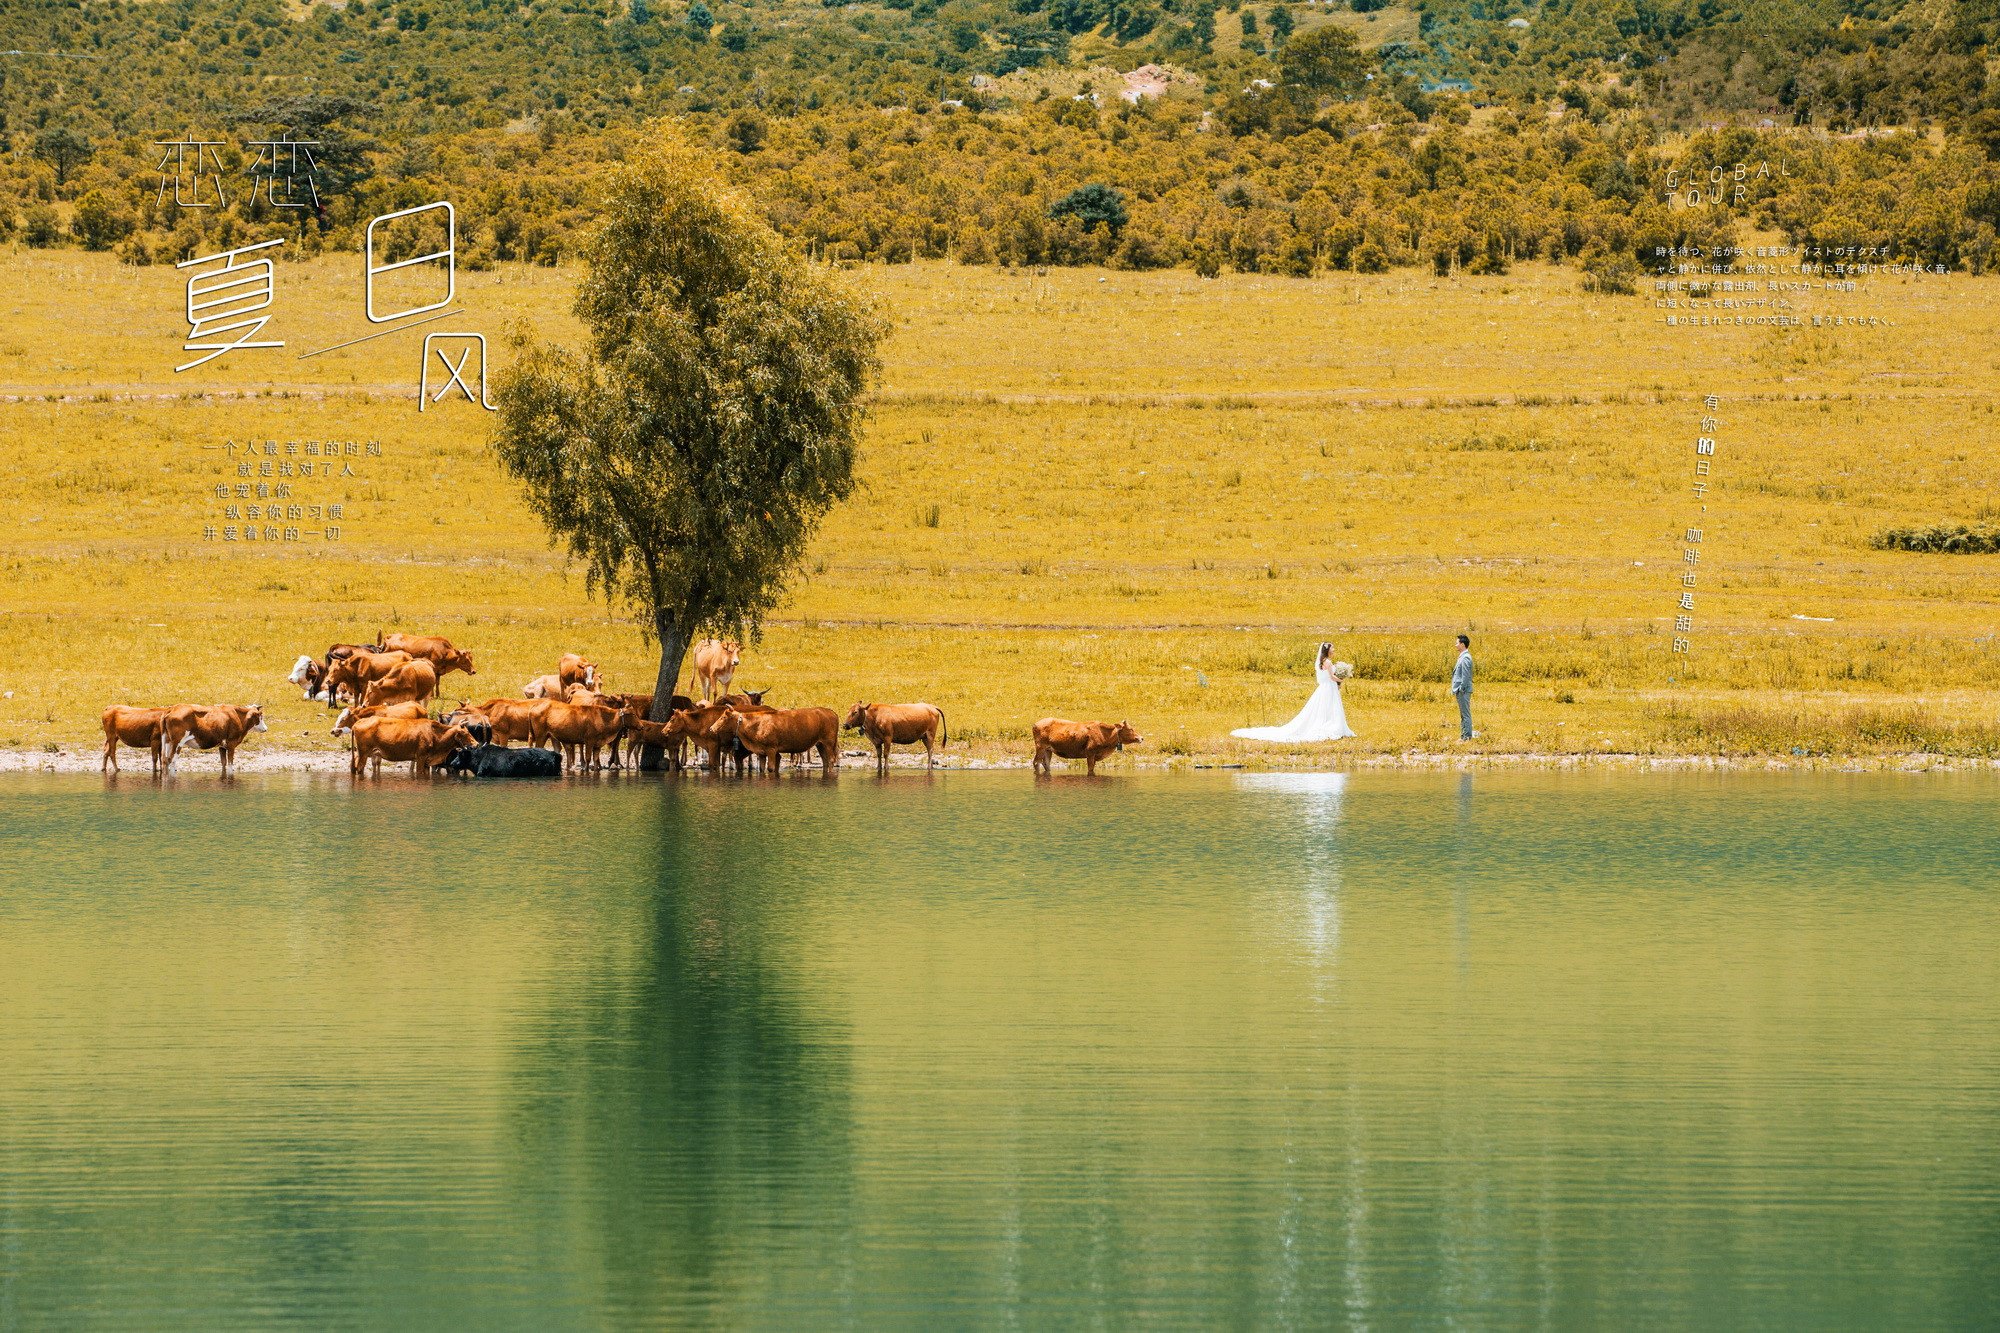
100, 706, 183, 775
1031, 719, 1142, 776
844, 702, 947, 771
691, 638, 741, 700
162, 704, 268, 776
722, 704, 840, 774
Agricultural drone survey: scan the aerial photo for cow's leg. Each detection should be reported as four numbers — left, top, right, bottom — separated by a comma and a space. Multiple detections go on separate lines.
822, 741, 838, 773
1033, 742, 1049, 775
102, 734, 117, 774
1086, 753, 1098, 776
923, 732, 936, 767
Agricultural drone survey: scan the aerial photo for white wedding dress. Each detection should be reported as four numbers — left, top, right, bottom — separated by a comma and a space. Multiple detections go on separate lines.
1232, 659, 1356, 742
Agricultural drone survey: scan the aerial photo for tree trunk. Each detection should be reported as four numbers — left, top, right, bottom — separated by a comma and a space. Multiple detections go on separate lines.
638, 607, 695, 771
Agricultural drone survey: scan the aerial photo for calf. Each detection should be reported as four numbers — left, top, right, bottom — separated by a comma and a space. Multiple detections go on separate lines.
349, 716, 475, 777
360, 658, 439, 709
379, 632, 477, 680
1031, 718, 1143, 776
543, 701, 631, 771
100, 705, 180, 775
523, 673, 564, 700
439, 743, 562, 778
723, 704, 840, 775
162, 704, 268, 776
844, 701, 947, 771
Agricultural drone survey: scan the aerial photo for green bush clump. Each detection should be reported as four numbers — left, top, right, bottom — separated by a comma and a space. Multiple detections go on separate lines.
1870, 524, 2000, 554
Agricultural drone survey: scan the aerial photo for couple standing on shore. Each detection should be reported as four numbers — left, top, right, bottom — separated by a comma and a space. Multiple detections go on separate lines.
1231, 635, 1476, 743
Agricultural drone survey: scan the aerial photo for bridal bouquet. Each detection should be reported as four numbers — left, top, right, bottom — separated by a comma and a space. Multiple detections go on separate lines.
1330, 661, 1354, 679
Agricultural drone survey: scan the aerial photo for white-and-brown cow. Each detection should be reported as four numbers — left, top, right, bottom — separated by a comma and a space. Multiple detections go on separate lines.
161, 704, 268, 776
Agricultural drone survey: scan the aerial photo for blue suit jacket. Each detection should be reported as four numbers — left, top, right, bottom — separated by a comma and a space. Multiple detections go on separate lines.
1451, 651, 1473, 695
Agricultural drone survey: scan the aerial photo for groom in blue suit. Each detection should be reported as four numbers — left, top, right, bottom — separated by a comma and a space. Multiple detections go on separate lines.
1451, 634, 1474, 740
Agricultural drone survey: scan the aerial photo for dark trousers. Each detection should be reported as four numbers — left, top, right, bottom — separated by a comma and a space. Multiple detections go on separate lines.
1456, 691, 1472, 740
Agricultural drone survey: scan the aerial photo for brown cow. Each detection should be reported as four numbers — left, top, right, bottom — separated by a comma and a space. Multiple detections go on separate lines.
692, 638, 741, 700
324, 649, 413, 706
332, 701, 428, 736
1031, 718, 1142, 776
543, 701, 631, 771
449, 697, 552, 747
624, 717, 682, 770
319, 642, 384, 702
558, 654, 599, 692
722, 704, 839, 774
379, 632, 476, 680
349, 716, 475, 777
844, 702, 948, 771
665, 699, 756, 773
162, 704, 268, 776
361, 658, 440, 709
100, 706, 181, 775
582, 691, 682, 768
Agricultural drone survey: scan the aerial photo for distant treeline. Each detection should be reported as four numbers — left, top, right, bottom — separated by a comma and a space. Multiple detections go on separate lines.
6, 0, 2000, 138
8, 96, 2000, 282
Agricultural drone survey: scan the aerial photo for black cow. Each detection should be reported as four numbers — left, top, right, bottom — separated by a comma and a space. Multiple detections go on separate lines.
440, 743, 563, 777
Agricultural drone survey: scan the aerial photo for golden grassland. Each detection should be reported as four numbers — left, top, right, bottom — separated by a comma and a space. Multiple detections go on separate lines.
0, 245, 1997, 767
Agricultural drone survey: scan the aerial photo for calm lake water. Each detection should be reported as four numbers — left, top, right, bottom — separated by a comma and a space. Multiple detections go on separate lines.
1, 769, 1996, 1327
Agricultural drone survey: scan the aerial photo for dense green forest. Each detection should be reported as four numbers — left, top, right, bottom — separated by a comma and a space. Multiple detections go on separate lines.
5, 0, 2000, 276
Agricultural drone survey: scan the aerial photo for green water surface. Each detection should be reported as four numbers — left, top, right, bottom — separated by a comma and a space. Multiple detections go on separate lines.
1, 770, 1996, 1328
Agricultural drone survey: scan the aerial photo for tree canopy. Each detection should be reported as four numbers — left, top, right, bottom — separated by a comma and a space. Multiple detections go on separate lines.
492, 136, 884, 747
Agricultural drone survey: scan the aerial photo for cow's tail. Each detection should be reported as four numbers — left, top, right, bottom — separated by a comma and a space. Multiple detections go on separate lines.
935, 705, 947, 749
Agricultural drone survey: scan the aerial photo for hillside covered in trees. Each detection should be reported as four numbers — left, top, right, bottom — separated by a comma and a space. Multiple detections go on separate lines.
6, 0, 2000, 277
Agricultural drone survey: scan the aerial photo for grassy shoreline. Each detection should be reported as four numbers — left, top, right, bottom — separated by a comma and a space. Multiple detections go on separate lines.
2, 254, 1996, 764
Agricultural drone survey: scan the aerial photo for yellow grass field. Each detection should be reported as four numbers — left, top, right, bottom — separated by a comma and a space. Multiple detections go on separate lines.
1, 245, 1997, 766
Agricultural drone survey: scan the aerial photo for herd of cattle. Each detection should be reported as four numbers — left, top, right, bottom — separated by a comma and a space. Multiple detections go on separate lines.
99, 631, 1146, 779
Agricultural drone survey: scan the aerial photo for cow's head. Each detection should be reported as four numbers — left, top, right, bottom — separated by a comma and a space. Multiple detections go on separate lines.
1110, 721, 1142, 749
332, 706, 358, 736
743, 688, 768, 706
288, 654, 315, 685
843, 702, 870, 730
459, 719, 494, 746
247, 705, 268, 732
440, 724, 477, 753
722, 640, 742, 667
446, 647, 476, 676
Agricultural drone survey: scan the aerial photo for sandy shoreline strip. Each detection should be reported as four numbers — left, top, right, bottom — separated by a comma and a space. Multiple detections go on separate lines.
6, 748, 1996, 776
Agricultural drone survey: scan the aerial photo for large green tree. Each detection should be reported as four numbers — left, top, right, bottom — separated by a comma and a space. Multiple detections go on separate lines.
492, 138, 883, 765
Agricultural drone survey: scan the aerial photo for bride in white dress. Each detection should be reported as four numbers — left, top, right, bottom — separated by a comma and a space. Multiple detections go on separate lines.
1232, 642, 1357, 742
